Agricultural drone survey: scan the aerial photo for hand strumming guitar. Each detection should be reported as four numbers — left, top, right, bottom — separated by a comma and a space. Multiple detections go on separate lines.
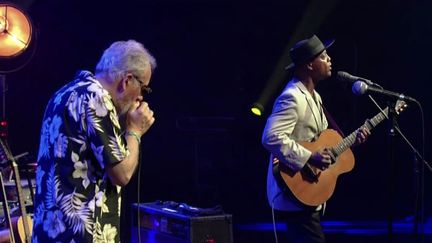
308, 148, 332, 171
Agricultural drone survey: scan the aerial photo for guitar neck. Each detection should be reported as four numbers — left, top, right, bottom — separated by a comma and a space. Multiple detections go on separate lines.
12, 162, 31, 234
332, 107, 389, 156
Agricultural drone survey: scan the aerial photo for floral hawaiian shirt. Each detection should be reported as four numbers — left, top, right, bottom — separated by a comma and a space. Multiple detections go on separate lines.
32, 71, 128, 242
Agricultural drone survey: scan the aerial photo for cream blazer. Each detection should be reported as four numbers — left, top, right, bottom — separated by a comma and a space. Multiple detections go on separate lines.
262, 79, 328, 211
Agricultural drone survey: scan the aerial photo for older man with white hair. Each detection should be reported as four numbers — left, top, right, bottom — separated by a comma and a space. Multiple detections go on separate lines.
32, 40, 156, 242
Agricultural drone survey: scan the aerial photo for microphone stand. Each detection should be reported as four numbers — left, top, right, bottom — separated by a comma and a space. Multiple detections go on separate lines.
367, 95, 431, 243
387, 100, 396, 243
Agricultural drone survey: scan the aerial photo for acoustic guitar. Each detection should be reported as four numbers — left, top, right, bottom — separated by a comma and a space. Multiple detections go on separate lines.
0, 139, 32, 243
272, 100, 407, 206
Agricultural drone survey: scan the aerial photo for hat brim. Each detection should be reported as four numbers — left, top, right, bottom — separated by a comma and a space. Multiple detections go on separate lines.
284, 38, 335, 71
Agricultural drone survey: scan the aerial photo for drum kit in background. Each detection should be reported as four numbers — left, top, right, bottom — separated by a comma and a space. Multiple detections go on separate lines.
0, 162, 36, 224
0, 146, 35, 243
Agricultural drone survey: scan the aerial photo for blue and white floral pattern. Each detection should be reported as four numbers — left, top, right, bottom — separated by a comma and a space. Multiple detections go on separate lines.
32, 71, 127, 242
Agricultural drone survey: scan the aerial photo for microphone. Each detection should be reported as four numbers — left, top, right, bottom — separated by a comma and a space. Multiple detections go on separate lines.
352, 81, 417, 102
337, 71, 381, 87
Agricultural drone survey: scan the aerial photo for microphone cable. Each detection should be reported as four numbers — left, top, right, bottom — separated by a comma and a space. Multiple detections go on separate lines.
136, 143, 143, 243
271, 191, 283, 243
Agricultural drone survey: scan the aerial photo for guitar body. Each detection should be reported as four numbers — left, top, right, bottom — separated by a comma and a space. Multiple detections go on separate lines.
273, 129, 355, 206
13, 215, 33, 243
0, 216, 34, 243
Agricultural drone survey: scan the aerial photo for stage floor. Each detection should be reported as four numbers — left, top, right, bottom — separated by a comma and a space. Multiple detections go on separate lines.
235, 219, 432, 243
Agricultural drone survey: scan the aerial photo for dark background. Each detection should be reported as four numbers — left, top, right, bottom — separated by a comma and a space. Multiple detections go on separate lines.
2, 0, 431, 241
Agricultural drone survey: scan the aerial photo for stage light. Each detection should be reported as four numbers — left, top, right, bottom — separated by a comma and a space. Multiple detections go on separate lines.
0, 3, 32, 58
0, 120, 7, 138
250, 0, 339, 118
0, 3, 35, 135
251, 102, 264, 116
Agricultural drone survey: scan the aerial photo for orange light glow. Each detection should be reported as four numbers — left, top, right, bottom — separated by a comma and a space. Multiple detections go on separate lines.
0, 4, 32, 57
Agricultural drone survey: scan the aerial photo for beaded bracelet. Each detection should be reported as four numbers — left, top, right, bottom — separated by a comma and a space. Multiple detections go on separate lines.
126, 131, 141, 144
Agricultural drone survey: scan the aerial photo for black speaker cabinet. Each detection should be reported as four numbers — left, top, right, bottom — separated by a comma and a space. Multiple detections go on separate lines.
131, 202, 233, 243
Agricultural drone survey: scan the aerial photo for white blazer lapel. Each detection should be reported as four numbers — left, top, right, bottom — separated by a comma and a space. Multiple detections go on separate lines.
295, 82, 325, 132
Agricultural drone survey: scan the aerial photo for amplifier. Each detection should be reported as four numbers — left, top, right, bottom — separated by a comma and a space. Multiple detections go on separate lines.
131, 201, 233, 243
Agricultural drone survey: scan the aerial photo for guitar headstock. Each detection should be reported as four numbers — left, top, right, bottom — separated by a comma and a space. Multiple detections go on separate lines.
395, 99, 408, 115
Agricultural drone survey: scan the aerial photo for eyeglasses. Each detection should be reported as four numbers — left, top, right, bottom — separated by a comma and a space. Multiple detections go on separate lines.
132, 75, 152, 95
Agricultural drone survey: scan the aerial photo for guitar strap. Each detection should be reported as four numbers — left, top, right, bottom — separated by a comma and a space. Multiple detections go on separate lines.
321, 104, 345, 137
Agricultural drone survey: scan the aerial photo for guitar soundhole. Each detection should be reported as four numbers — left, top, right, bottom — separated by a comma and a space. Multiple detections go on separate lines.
302, 164, 319, 183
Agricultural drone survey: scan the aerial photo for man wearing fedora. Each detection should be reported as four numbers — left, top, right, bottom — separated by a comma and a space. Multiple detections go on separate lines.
261, 35, 370, 242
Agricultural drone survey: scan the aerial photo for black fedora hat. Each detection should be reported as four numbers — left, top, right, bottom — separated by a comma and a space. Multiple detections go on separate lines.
284, 35, 335, 70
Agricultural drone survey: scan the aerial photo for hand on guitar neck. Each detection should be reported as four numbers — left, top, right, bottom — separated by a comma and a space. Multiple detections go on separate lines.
306, 126, 370, 173
352, 126, 371, 147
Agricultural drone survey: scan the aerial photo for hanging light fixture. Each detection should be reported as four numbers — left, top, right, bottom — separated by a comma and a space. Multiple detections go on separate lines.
0, 3, 32, 58
0, 2, 35, 131
0, 4, 35, 241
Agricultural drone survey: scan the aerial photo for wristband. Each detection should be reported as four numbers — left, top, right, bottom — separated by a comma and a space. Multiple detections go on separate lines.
126, 131, 141, 144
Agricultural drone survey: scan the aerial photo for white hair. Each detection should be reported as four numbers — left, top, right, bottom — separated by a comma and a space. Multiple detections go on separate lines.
95, 40, 156, 82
